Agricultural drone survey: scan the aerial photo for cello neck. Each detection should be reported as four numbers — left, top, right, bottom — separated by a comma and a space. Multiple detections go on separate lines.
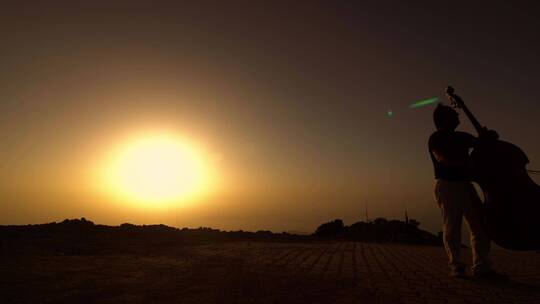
446, 86, 485, 136
460, 103, 484, 136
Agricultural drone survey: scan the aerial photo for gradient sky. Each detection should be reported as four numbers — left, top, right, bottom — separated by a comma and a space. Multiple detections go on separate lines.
1, 1, 539, 233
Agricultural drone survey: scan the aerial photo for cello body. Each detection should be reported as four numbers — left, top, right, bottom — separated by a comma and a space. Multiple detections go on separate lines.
470, 139, 540, 250
446, 86, 540, 251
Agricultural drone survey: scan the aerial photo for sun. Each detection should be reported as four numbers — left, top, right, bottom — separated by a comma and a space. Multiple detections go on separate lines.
101, 133, 210, 208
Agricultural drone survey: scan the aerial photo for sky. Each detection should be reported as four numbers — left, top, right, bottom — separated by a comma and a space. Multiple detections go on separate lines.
1, 1, 539, 233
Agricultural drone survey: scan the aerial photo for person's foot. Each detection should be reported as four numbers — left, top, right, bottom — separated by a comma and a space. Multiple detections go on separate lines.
473, 270, 509, 281
450, 267, 466, 278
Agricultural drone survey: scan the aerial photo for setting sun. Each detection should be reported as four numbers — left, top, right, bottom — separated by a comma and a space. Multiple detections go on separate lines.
100, 133, 211, 208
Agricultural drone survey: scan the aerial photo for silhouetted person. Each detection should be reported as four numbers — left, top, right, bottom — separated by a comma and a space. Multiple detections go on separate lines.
429, 104, 506, 280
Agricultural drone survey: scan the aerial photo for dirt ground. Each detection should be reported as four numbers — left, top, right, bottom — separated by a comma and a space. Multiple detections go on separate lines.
1, 241, 539, 303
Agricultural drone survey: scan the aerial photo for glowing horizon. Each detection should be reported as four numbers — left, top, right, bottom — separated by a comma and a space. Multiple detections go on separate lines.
1, 2, 539, 234
95, 131, 216, 210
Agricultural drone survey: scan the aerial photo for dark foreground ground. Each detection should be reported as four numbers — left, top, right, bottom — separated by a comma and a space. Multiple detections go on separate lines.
1, 241, 539, 304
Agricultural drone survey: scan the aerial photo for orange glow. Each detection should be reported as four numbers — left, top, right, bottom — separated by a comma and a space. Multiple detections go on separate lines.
97, 132, 214, 209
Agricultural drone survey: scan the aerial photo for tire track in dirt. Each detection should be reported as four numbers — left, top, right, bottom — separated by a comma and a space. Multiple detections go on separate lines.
281, 242, 340, 302
366, 243, 398, 292
216, 243, 337, 303
336, 241, 346, 279
340, 242, 355, 281
293, 244, 330, 275
373, 244, 470, 303
355, 242, 374, 289
274, 245, 310, 268
386, 244, 445, 280
319, 242, 345, 279
262, 245, 303, 267
290, 244, 323, 270
352, 242, 358, 281
371, 244, 422, 299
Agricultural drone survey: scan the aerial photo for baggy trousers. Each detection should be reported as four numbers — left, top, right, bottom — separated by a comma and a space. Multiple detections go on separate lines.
434, 179, 492, 273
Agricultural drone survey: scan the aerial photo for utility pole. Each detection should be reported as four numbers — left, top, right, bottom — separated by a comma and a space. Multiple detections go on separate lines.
365, 204, 369, 223
405, 210, 409, 224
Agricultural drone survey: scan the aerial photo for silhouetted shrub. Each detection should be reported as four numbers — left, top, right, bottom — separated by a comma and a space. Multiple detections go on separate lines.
408, 219, 421, 228
315, 217, 440, 245
314, 219, 344, 237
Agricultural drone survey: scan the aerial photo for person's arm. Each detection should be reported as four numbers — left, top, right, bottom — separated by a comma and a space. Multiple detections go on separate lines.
432, 149, 467, 166
478, 128, 499, 140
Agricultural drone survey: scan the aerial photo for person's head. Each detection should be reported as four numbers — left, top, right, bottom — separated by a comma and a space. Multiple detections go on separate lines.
433, 104, 459, 130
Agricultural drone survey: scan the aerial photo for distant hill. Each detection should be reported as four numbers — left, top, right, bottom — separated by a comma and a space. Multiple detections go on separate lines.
314, 218, 441, 246
0, 218, 307, 256
0, 217, 441, 256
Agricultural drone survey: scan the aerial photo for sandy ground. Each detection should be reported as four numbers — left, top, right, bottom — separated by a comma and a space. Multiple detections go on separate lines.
1, 241, 539, 303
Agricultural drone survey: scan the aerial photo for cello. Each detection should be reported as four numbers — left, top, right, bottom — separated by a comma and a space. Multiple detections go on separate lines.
446, 86, 540, 250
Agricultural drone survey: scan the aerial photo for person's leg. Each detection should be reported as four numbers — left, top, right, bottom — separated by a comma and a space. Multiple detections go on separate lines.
435, 180, 465, 274
463, 183, 492, 275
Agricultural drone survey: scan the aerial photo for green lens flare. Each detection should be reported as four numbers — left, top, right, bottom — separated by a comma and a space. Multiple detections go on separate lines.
387, 110, 393, 117
410, 97, 439, 108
